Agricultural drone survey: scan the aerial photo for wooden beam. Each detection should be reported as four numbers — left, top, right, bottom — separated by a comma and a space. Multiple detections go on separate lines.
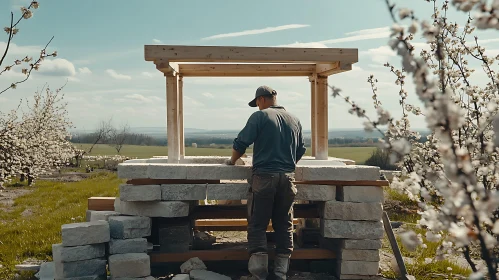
178, 75, 185, 157
166, 76, 180, 163
316, 61, 352, 76
145, 45, 358, 63
149, 248, 335, 263
294, 180, 389, 187
177, 63, 316, 77
88, 197, 115, 211
315, 76, 329, 160
310, 75, 317, 157
155, 62, 178, 75
192, 204, 319, 219
194, 218, 300, 232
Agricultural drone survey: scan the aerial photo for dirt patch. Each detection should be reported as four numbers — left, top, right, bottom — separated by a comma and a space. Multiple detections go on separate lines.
38, 172, 92, 182
0, 188, 32, 209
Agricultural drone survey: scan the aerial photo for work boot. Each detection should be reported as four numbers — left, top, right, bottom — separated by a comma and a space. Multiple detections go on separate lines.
244, 252, 268, 280
273, 254, 290, 280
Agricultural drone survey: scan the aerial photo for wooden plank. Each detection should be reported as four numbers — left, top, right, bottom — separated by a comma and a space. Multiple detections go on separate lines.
310, 75, 317, 157
315, 62, 340, 76
88, 197, 115, 211
382, 211, 409, 279
149, 248, 335, 263
145, 45, 358, 63
166, 76, 180, 163
294, 180, 389, 187
195, 219, 299, 226
178, 63, 316, 77
315, 76, 328, 160
193, 204, 319, 219
156, 62, 178, 75
178, 75, 185, 157
126, 179, 221, 185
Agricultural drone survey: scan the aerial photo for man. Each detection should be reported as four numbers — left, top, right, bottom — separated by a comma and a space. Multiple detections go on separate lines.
226, 85, 306, 280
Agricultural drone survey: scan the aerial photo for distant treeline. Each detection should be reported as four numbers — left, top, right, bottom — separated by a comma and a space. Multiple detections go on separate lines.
71, 132, 428, 147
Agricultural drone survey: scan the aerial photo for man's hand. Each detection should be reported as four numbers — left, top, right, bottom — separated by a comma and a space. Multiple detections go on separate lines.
225, 159, 235, 165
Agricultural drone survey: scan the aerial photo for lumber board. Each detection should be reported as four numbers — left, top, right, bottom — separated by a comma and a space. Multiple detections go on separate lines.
294, 180, 389, 187
149, 248, 335, 263
316, 61, 352, 76
88, 197, 115, 211
177, 63, 316, 77
195, 219, 299, 232
145, 45, 358, 63
126, 179, 221, 185
192, 204, 319, 219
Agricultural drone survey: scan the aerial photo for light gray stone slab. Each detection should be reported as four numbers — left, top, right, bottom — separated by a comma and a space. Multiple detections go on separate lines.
320, 201, 382, 221
52, 243, 105, 263
59, 275, 107, 280
206, 183, 249, 200
54, 258, 107, 279
338, 260, 379, 276
15, 264, 40, 271
295, 184, 336, 201
185, 165, 251, 180
120, 184, 161, 201
108, 216, 151, 239
114, 198, 122, 212
180, 257, 207, 274
61, 221, 110, 247
110, 277, 156, 280
161, 184, 206, 200
190, 269, 231, 280
320, 220, 384, 239
148, 164, 188, 179
35, 262, 55, 280
340, 249, 380, 261
343, 239, 382, 250
119, 200, 191, 217
295, 165, 380, 181
108, 238, 148, 254
86, 210, 120, 222
108, 253, 151, 278
340, 186, 384, 203
117, 163, 148, 179
172, 274, 190, 280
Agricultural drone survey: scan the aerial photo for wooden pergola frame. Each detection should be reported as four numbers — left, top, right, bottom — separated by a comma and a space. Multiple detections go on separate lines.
145, 45, 358, 163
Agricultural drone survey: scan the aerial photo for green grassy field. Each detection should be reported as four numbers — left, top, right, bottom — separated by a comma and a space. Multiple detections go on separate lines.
74, 144, 376, 164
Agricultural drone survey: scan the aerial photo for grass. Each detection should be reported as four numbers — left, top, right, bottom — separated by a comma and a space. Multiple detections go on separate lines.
74, 144, 376, 164
0, 172, 123, 280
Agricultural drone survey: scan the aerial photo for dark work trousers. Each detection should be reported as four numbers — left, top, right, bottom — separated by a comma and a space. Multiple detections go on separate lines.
247, 172, 297, 255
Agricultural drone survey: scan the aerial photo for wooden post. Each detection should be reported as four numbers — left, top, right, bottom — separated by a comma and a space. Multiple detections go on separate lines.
315, 76, 328, 160
309, 75, 317, 157
166, 74, 180, 163
178, 75, 185, 157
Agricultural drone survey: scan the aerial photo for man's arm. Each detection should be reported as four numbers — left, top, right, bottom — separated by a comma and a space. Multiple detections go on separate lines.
227, 112, 261, 165
296, 121, 306, 163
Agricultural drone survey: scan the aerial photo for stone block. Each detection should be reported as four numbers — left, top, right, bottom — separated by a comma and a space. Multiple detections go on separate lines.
339, 186, 384, 203
35, 262, 54, 280
120, 184, 161, 201
190, 269, 231, 280
148, 164, 188, 179
119, 201, 191, 217
61, 221, 110, 247
54, 258, 107, 279
180, 257, 207, 273
185, 165, 251, 180
340, 249, 380, 261
159, 223, 192, 252
206, 183, 249, 200
52, 243, 105, 263
339, 275, 384, 280
295, 184, 336, 201
86, 210, 120, 222
60, 276, 107, 280
117, 163, 148, 179
108, 238, 148, 254
295, 165, 379, 181
320, 220, 384, 239
343, 239, 382, 250
172, 275, 190, 280
161, 184, 206, 200
110, 277, 156, 280
114, 198, 122, 212
320, 201, 382, 221
108, 253, 151, 278
108, 216, 151, 239
338, 260, 379, 276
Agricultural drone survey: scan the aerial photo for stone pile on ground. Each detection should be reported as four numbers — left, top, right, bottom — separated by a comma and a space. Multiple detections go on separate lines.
171, 257, 231, 280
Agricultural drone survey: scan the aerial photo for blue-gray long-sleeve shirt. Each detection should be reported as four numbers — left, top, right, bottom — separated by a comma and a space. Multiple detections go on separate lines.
233, 105, 306, 173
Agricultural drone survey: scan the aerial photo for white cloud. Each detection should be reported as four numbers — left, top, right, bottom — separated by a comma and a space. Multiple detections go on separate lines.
184, 96, 204, 107
38, 58, 76, 77
479, 38, 499, 44
202, 92, 214, 98
142, 71, 161, 78
78, 67, 92, 74
360, 46, 396, 64
152, 39, 163, 44
115, 93, 163, 104
106, 69, 132, 80
201, 24, 310, 40
0, 41, 41, 57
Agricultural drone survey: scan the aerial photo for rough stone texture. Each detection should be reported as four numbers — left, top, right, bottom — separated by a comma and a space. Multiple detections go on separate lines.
159, 223, 192, 252
86, 210, 120, 222
148, 164, 188, 179
117, 163, 148, 179
339, 275, 384, 280
172, 275, 190, 280
338, 260, 379, 276
185, 165, 251, 180
206, 183, 249, 200
339, 186, 384, 203
320, 220, 384, 239
120, 184, 161, 201
340, 249, 380, 261
52, 243, 105, 263
35, 262, 55, 280
343, 239, 383, 250
295, 165, 380, 181
60, 276, 107, 280
295, 184, 336, 201
108, 253, 151, 278
180, 257, 207, 273
114, 198, 122, 212
110, 276, 155, 280
320, 201, 382, 221
118, 163, 252, 180
119, 200, 191, 217
15, 264, 40, 271
108, 216, 151, 239
161, 184, 206, 200
54, 258, 107, 279
108, 238, 148, 254
61, 221, 110, 247
190, 269, 231, 280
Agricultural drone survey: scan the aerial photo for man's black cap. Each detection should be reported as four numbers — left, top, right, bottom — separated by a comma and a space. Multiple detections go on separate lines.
248, 85, 277, 107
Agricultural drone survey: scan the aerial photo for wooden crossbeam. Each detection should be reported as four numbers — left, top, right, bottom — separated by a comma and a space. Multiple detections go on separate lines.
88, 197, 115, 211
194, 218, 300, 231
177, 63, 316, 77
316, 61, 352, 76
145, 45, 358, 64
149, 248, 335, 263
294, 180, 389, 187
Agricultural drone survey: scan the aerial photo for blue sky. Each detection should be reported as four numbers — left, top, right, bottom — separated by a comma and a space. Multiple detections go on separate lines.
1, 0, 498, 132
